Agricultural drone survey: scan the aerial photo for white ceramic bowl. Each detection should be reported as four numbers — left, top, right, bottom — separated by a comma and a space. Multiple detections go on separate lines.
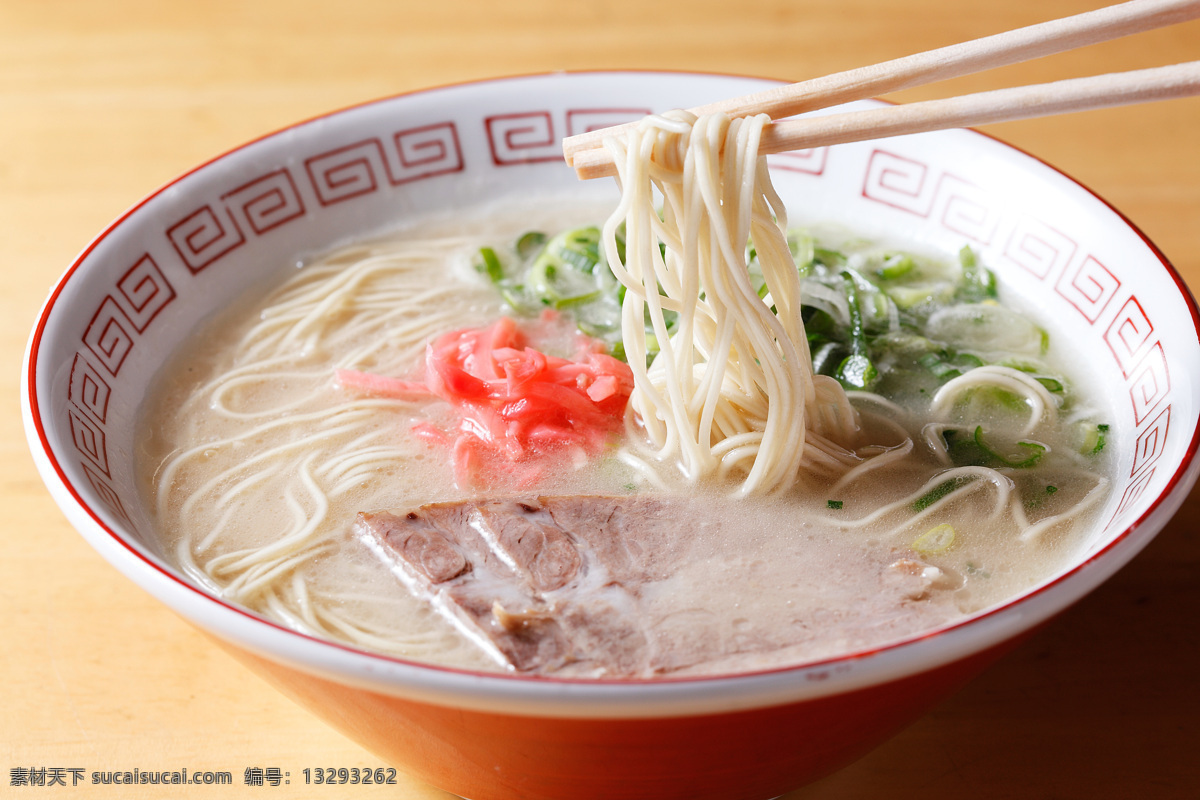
23, 72, 1200, 800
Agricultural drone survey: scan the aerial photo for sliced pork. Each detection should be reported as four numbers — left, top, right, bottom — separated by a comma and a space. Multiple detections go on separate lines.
356, 495, 964, 677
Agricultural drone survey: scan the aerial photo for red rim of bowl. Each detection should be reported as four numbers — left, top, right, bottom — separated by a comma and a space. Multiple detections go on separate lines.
23, 69, 1200, 696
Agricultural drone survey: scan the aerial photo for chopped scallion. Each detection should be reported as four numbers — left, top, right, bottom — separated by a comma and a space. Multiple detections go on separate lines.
945, 426, 1047, 469
515, 231, 547, 259
477, 246, 504, 283
877, 253, 915, 281
912, 476, 973, 512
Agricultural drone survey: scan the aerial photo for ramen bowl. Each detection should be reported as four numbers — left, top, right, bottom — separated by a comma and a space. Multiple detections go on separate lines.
22, 72, 1200, 800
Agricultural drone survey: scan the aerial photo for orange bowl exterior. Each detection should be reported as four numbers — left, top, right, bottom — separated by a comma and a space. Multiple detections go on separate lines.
227, 637, 1020, 800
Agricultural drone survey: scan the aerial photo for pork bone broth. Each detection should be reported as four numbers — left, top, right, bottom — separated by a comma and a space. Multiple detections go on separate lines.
139, 200, 1111, 677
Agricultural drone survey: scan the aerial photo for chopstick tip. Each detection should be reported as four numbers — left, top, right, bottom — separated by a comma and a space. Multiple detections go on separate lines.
569, 148, 618, 181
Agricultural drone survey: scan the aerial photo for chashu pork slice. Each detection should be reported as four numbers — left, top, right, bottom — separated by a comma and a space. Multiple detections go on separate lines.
356, 495, 964, 677
356, 495, 689, 675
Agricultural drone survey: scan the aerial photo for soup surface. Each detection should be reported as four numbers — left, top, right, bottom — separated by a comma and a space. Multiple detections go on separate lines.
139, 198, 1112, 677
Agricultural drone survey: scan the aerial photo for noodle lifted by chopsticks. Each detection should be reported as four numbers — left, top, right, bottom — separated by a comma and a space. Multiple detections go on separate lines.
602, 111, 861, 496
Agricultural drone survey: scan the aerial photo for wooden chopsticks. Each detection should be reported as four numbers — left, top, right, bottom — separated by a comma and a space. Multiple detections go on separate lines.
570, 61, 1200, 179
563, 0, 1200, 180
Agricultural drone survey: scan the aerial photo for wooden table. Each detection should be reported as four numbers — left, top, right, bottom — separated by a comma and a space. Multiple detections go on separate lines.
3, 1, 1198, 797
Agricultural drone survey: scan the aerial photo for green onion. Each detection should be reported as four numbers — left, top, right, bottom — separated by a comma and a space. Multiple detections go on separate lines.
1077, 422, 1109, 455
912, 476, 973, 512
477, 246, 504, 283
811, 341, 846, 377
552, 291, 602, 310
836, 272, 878, 390
515, 231, 547, 260
837, 353, 878, 390
827, 499, 844, 510
1034, 376, 1064, 393
918, 350, 986, 383
523, 227, 608, 307
789, 230, 815, 273
814, 247, 846, 268
499, 285, 532, 311
956, 245, 998, 302
877, 253, 915, 281
944, 426, 1047, 469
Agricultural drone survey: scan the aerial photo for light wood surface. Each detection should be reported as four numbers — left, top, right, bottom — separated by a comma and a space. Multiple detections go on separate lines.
2, 1, 1198, 798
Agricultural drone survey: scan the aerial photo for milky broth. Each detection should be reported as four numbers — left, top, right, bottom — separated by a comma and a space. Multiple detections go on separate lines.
138, 200, 1110, 675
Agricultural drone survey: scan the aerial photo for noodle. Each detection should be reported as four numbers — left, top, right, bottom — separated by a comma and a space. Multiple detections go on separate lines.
603, 111, 860, 497
149, 236, 513, 663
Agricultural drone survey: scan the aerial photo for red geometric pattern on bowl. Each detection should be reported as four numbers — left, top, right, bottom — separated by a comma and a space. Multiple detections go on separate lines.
861, 150, 934, 216
486, 107, 654, 166
565, 108, 651, 136
769, 147, 829, 176
1056, 254, 1119, 324
79, 461, 132, 528
305, 139, 387, 205
936, 174, 1000, 246
68, 353, 111, 425
222, 169, 306, 235
1116, 463, 1158, 515
1106, 296, 1156, 377
116, 254, 176, 332
1131, 405, 1171, 478
1127, 342, 1170, 425
168, 203, 247, 273
82, 297, 136, 377
486, 111, 561, 165
1001, 217, 1077, 280
391, 122, 464, 184
304, 126, 467, 205
68, 407, 109, 478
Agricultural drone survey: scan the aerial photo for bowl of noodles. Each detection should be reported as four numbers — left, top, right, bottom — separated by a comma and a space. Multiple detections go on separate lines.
23, 71, 1200, 800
